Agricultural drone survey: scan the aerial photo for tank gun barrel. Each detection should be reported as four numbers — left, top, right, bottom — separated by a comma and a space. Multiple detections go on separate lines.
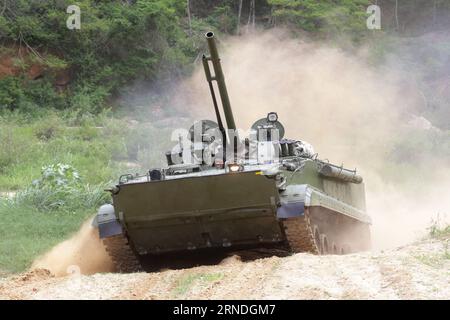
203, 31, 236, 131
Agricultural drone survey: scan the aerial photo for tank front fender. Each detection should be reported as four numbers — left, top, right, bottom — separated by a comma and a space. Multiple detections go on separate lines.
93, 204, 123, 239
277, 184, 371, 224
277, 201, 305, 218
277, 185, 311, 218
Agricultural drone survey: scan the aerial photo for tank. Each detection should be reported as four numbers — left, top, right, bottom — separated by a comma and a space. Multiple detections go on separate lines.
94, 32, 371, 272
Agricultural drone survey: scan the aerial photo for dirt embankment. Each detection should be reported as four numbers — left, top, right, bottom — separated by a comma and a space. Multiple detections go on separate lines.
0, 236, 448, 300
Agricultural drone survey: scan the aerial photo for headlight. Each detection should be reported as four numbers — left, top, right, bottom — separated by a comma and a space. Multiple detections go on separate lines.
214, 158, 224, 169
267, 112, 278, 122
227, 163, 243, 172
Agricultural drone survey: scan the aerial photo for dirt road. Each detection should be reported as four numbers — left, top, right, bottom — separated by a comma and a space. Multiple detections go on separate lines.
0, 236, 448, 300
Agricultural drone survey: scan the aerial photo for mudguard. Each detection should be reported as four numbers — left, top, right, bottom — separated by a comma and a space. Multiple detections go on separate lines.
93, 204, 123, 239
277, 184, 371, 224
277, 185, 310, 218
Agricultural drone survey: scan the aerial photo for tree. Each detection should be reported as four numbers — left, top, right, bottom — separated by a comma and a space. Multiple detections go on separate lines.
0, 0, 194, 111
187, 0, 192, 35
237, 0, 243, 34
268, 0, 369, 38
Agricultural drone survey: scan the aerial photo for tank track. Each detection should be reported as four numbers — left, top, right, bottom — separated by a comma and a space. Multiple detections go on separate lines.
282, 213, 320, 254
282, 208, 371, 255
103, 234, 142, 273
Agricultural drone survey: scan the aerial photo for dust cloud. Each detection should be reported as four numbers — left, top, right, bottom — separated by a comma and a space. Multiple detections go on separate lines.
176, 29, 450, 249
33, 31, 449, 274
31, 219, 114, 276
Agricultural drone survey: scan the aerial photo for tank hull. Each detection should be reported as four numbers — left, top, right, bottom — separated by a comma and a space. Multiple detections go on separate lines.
101, 160, 371, 262
112, 170, 284, 255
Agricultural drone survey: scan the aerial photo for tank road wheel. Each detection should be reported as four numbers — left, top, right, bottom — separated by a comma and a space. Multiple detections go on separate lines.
103, 234, 142, 273
332, 243, 338, 255
281, 213, 320, 254
306, 206, 371, 255
282, 207, 370, 255
321, 234, 329, 255
313, 226, 325, 254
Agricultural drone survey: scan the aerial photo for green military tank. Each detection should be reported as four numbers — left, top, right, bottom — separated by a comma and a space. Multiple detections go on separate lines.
94, 32, 371, 272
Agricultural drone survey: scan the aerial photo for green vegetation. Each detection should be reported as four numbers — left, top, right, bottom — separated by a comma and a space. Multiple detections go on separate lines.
0, 109, 182, 190
13, 163, 109, 212
0, 160, 110, 273
0, 202, 93, 273
384, 127, 450, 186
413, 220, 450, 269
428, 219, 450, 240
415, 251, 449, 268
268, 0, 368, 40
0, 111, 123, 190
172, 272, 224, 297
0, 110, 180, 273
0, 0, 198, 113
415, 241, 450, 269
0, 0, 449, 274
1, 1, 449, 115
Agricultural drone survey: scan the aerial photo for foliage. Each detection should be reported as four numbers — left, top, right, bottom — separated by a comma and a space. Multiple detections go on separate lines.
32, 163, 81, 189
0, 109, 182, 190
428, 215, 450, 239
0, 200, 93, 273
1, 0, 450, 275
0, 77, 25, 110
32, 113, 63, 140
0, 123, 33, 173
13, 163, 109, 212
173, 272, 224, 296
268, 0, 369, 39
0, 111, 124, 190
0, 76, 66, 111
0, 109, 181, 273
0, 0, 195, 112
415, 225, 450, 268
205, 3, 237, 33
1, 0, 449, 115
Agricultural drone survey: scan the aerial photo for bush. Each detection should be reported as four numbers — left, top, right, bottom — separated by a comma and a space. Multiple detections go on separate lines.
32, 113, 63, 141
14, 163, 109, 212
70, 85, 109, 114
0, 0, 200, 114
205, 4, 237, 33
125, 123, 174, 166
0, 124, 34, 173
428, 215, 450, 239
0, 77, 25, 110
0, 76, 66, 112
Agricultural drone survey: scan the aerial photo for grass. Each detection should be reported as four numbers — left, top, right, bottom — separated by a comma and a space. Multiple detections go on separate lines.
0, 202, 92, 273
429, 225, 450, 239
415, 250, 449, 268
0, 115, 123, 191
414, 222, 450, 268
0, 110, 185, 191
172, 272, 224, 297
428, 216, 450, 239
0, 106, 446, 276
0, 109, 187, 274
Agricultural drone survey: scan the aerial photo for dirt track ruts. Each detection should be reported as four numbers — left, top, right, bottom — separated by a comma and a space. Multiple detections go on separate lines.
0, 237, 449, 300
